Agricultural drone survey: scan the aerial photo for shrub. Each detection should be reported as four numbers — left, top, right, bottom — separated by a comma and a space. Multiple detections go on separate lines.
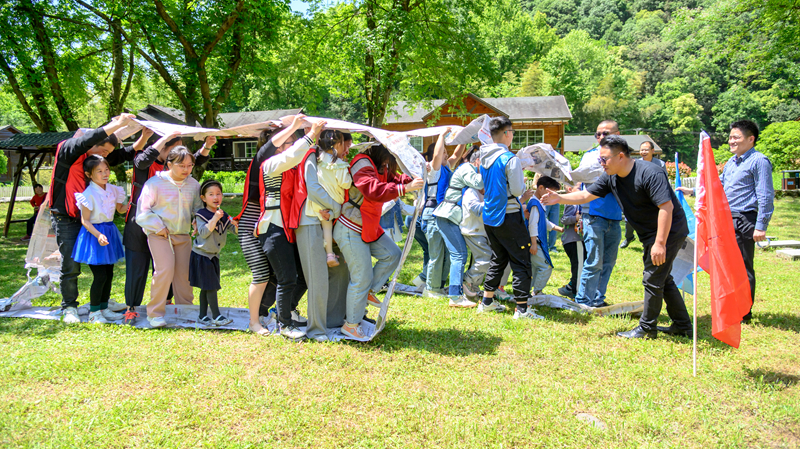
758, 121, 800, 171
665, 161, 692, 180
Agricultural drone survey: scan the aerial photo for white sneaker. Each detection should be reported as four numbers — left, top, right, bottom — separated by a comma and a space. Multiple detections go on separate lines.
88, 311, 108, 324
291, 309, 308, 324
106, 299, 127, 312
495, 289, 512, 302
412, 276, 425, 287
449, 296, 477, 308
280, 325, 307, 342
147, 316, 167, 328
101, 308, 124, 321
477, 300, 506, 313
423, 288, 446, 299
62, 307, 81, 324
513, 308, 545, 320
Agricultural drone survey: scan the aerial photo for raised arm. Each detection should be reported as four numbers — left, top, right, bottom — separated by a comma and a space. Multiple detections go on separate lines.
262, 119, 325, 176
446, 144, 467, 170
431, 128, 450, 171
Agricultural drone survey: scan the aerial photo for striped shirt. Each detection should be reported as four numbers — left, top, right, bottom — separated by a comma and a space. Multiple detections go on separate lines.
720, 147, 774, 231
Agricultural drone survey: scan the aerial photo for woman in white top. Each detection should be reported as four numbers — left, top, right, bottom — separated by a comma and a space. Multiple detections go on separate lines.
72, 155, 128, 323
136, 147, 203, 328
254, 116, 325, 341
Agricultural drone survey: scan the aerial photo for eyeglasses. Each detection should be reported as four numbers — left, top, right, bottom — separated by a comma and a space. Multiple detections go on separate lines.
595, 131, 611, 138
598, 155, 610, 165
504, 129, 515, 135
174, 163, 194, 170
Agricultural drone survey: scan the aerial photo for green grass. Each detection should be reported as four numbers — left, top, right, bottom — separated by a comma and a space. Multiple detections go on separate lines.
0, 197, 799, 448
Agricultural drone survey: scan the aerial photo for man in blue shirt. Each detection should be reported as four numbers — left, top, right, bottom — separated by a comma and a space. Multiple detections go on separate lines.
678, 120, 774, 324
574, 120, 624, 308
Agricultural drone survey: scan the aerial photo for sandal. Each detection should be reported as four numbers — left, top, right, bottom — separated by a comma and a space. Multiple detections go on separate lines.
248, 324, 271, 336
198, 316, 212, 326
212, 315, 233, 326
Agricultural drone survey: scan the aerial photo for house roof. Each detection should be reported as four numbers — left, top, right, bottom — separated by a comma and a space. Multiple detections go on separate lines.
218, 109, 303, 128
385, 95, 572, 124
0, 131, 75, 150
564, 135, 662, 153
0, 125, 23, 136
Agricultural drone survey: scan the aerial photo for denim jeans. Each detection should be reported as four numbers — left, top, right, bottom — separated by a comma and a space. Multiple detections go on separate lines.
422, 211, 449, 291
436, 216, 468, 296
411, 216, 429, 281
51, 212, 82, 309
545, 204, 560, 250
333, 224, 401, 325
576, 214, 621, 307
530, 242, 552, 293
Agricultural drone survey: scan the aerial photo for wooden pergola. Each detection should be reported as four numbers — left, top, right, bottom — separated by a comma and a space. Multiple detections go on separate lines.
0, 132, 73, 237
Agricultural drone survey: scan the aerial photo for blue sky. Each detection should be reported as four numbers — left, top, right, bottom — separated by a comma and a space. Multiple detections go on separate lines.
289, 0, 310, 14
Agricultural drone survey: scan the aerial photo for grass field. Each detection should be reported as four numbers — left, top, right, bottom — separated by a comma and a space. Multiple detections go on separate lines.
0, 197, 798, 448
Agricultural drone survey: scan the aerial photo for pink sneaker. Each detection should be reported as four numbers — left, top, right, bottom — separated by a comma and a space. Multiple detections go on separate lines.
326, 253, 339, 267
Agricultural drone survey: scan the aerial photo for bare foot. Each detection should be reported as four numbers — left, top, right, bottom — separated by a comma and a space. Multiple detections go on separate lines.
248, 323, 270, 336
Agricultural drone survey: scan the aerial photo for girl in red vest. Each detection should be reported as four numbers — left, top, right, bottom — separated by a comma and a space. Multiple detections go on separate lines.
254, 116, 326, 341
333, 143, 424, 340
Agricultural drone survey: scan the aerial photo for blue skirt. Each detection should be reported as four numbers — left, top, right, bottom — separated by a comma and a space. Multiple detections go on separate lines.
72, 221, 125, 265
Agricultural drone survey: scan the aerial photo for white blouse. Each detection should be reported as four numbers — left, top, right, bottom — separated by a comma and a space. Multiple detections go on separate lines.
74, 182, 127, 224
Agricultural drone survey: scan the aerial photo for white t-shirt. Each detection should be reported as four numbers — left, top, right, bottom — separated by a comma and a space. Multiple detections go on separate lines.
75, 182, 126, 224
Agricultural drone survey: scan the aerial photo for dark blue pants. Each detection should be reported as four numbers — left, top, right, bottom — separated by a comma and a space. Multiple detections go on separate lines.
51, 212, 82, 310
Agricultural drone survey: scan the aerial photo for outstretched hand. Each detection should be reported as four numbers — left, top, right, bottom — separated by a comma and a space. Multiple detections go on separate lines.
540, 188, 561, 206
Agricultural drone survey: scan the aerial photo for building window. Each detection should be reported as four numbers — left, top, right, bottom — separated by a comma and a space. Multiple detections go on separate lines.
511, 129, 545, 149
409, 136, 423, 152
233, 140, 257, 159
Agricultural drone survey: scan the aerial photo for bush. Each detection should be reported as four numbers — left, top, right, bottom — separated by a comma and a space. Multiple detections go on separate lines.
759, 121, 800, 171
665, 161, 692, 180
714, 144, 732, 165
563, 151, 582, 169
200, 170, 247, 184
0, 150, 7, 175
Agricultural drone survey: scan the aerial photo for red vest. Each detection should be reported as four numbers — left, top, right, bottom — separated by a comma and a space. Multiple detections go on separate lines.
49, 141, 87, 218
349, 154, 386, 243
284, 149, 317, 234
256, 160, 300, 243
234, 157, 257, 221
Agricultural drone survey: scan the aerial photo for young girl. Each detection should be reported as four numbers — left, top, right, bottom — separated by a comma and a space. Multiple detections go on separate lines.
190, 179, 237, 326
72, 155, 128, 323
137, 146, 202, 328
305, 129, 352, 267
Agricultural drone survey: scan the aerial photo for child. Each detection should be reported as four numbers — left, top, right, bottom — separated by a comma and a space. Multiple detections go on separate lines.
558, 185, 585, 299
305, 129, 352, 267
23, 183, 47, 241
71, 155, 128, 323
190, 179, 237, 326
525, 176, 563, 297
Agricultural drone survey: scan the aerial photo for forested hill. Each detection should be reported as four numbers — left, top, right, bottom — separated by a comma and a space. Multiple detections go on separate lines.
0, 0, 797, 163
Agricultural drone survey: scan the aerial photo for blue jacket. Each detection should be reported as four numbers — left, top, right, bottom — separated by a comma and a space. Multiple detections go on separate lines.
527, 198, 553, 267
481, 151, 515, 227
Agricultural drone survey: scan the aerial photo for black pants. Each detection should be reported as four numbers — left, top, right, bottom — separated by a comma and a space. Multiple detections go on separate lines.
624, 221, 635, 242
259, 277, 278, 316
89, 264, 115, 311
125, 248, 172, 308
640, 237, 692, 332
733, 211, 757, 320
26, 214, 36, 236
563, 240, 585, 292
484, 212, 532, 304
259, 223, 307, 327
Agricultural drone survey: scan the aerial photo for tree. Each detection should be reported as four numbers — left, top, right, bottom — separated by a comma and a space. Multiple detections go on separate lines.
711, 86, 766, 132
308, 0, 494, 127
759, 121, 800, 171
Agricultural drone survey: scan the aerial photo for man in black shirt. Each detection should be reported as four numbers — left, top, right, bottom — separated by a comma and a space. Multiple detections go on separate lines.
543, 135, 692, 339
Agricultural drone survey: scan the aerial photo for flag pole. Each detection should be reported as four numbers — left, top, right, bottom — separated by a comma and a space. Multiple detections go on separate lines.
692, 153, 699, 377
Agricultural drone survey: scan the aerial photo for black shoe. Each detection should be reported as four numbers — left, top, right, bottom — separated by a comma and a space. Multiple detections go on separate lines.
620, 239, 631, 249
617, 325, 657, 339
594, 301, 610, 308
656, 325, 693, 338
742, 313, 752, 324
362, 316, 377, 325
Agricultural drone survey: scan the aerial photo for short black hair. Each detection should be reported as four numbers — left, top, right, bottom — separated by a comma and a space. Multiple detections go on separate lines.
32, 183, 43, 190
200, 179, 223, 197
165, 136, 183, 148
536, 176, 560, 190
598, 120, 619, 132
97, 133, 118, 148
167, 146, 196, 166
342, 132, 353, 142
640, 140, 654, 150
82, 155, 111, 187
423, 142, 436, 162
489, 116, 513, 140
731, 120, 759, 143
600, 135, 630, 156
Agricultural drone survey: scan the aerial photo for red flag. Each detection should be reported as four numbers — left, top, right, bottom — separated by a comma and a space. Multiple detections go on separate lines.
695, 131, 752, 347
